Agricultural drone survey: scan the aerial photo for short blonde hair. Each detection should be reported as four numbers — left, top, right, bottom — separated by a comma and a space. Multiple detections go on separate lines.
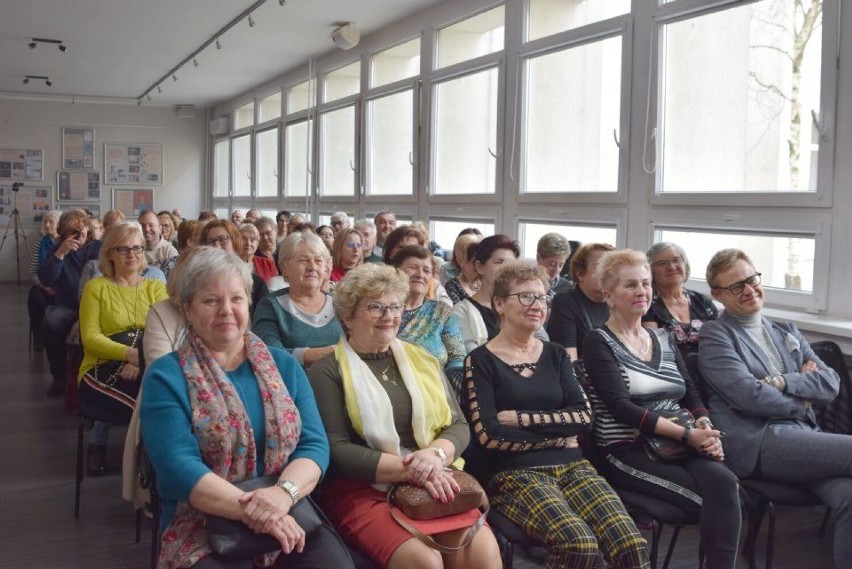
492, 260, 549, 303
536, 233, 571, 259
102, 209, 125, 230
333, 263, 409, 325
452, 233, 482, 270
99, 222, 148, 277
705, 248, 754, 287
278, 232, 330, 271
597, 249, 649, 293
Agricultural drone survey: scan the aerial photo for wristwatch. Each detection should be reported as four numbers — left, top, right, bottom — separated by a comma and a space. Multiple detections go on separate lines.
429, 446, 448, 465
276, 479, 300, 506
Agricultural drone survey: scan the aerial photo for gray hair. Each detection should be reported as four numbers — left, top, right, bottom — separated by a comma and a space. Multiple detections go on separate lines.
647, 241, 691, 280
537, 233, 571, 259
172, 247, 252, 307
254, 216, 276, 232
354, 219, 375, 231
45, 209, 63, 222
277, 231, 330, 270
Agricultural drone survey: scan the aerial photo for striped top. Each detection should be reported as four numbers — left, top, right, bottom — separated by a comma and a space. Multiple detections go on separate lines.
583, 326, 708, 448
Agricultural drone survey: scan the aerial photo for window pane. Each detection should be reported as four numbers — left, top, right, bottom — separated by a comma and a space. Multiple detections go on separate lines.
285, 120, 312, 198
524, 36, 622, 193
256, 128, 279, 198
320, 106, 356, 196
519, 222, 617, 259
258, 91, 282, 122
655, 229, 815, 293
430, 219, 495, 252
433, 68, 499, 195
437, 6, 504, 69
234, 102, 254, 130
325, 61, 361, 102
371, 38, 421, 88
232, 134, 251, 197
368, 90, 413, 196
288, 79, 316, 114
528, 0, 630, 41
213, 140, 230, 198
214, 208, 229, 219
661, 0, 822, 193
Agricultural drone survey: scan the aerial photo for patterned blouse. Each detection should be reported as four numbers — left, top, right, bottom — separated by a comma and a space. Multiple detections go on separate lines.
399, 299, 466, 371
642, 288, 718, 356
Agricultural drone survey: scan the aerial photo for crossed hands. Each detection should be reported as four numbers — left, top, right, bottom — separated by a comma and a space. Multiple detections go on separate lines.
238, 487, 305, 554
689, 425, 724, 462
402, 449, 460, 504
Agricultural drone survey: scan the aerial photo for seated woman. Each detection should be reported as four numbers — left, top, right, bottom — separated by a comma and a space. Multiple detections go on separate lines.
384, 225, 452, 306
198, 219, 268, 315
252, 217, 280, 284
465, 260, 649, 568
253, 232, 342, 368
443, 231, 483, 305
699, 248, 852, 568
546, 243, 614, 360
643, 242, 718, 358
536, 232, 573, 297
316, 225, 334, 251
28, 209, 61, 345
584, 249, 740, 569
78, 222, 167, 475
161, 219, 198, 278
329, 228, 363, 284
239, 222, 260, 263
308, 264, 501, 569
390, 245, 467, 396
140, 247, 352, 569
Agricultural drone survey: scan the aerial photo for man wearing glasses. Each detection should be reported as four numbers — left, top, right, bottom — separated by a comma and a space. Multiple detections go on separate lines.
330, 211, 350, 235
699, 248, 852, 568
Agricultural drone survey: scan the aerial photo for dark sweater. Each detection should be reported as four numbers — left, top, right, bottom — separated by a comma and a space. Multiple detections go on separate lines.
546, 286, 608, 356
641, 289, 718, 357
463, 341, 591, 484
38, 240, 101, 309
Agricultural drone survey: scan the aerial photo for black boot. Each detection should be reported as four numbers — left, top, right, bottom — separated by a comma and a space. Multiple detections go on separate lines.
87, 444, 108, 477
47, 376, 65, 397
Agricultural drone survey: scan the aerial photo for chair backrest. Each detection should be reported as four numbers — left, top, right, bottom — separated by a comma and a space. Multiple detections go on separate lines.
684, 352, 712, 405
811, 340, 852, 435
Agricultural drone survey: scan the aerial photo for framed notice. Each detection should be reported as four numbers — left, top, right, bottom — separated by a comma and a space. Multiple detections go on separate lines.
57, 171, 101, 202
0, 148, 44, 181
104, 143, 163, 185
112, 187, 154, 218
62, 127, 95, 169
0, 183, 52, 226
58, 202, 101, 218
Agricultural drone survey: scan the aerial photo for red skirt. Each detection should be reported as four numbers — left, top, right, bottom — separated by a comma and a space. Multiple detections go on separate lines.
318, 477, 484, 566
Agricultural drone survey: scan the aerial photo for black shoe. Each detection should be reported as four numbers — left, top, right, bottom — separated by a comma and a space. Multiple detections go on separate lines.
87, 444, 108, 477
47, 377, 65, 397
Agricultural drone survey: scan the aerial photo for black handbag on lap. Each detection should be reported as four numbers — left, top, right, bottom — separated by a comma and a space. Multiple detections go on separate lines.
205, 475, 324, 559
642, 408, 696, 461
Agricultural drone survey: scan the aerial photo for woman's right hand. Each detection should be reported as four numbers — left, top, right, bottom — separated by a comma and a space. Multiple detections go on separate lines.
267, 515, 306, 554
686, 427, 722, 455
118, 363, 140, 382
421, 469, 461, 504
125, 347, 140, 367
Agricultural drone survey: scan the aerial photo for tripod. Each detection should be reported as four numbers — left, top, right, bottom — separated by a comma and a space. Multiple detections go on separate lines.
0, 183, 33, 284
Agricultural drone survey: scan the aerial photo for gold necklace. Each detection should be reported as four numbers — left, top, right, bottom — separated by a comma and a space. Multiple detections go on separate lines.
377, 361, 398, 386
460, 274, 481, 293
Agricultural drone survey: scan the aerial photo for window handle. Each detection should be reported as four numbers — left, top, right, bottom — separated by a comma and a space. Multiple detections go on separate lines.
273, 168, 279, 178
487, 146, 497, 158
613, 129, 621, 149
349, 159, 356, 171
811, 110, 828, 142
408, 151, 414, 166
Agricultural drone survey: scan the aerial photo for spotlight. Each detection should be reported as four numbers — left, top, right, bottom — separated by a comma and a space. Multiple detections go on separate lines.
279, 0, 286, 5
172, 73, 178, 81
157, 85, 162, 93
193, 57, 199, 67
248, 14, 256, 27
45, 80, 52, 87
58, 44, 67, 52
28, 42, 36, 49
216, 38, 222, 50
22, 78, 29, 85
137, 99, 142, 106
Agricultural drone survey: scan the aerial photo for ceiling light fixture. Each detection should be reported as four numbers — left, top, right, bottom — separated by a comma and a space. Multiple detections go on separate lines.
193, 57, 199, 67
172, 74, 178, 81
157, 85, 162, 93
248, 14, 256, 27
45, 80, 52, 87
279, 0, 287, 5
216, 38, 222, 50
22, 78, 29, 85
23, 75, 51, 86
28, 42, 36, 49
29, 37, 67, 52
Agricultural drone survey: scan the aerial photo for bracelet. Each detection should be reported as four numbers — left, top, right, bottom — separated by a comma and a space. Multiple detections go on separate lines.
516, 410, 524, 427
681, 426, 692, 444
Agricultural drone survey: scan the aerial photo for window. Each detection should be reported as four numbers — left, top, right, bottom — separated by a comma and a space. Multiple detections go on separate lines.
214, 208, 230, 219
288, 79, 316, 114
371, 38, 420, 87
654, 228, 815, 293
213, 139, 230, 197
367, 89, 413, 195
258, 91, 282, 123
234, 102, 254, 130
255, 127, 279, 197
325, 62, 361, 102
320, 106, 356, 196
519, 221, 617, 259
436, 6, 504, 69
232, 134, 251, 197
433, 67, 499, 195
523, 36, 622, 193
284, 120, 312, 198
527, 0, 630, 41
660, 0, 823, 193
430, 219, 495, 252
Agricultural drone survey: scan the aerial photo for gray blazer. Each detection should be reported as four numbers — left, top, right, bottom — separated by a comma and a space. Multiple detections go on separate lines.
698, 312, 839, 477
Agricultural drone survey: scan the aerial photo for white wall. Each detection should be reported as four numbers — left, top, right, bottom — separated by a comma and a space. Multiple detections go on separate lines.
0, 98, 206, 281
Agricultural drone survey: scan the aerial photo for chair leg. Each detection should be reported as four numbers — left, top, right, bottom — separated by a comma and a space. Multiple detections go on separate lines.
765, 501, 776, 569
819, 507, 831, 538
743, 495, 768, 569
74, 417, 84, 519
151, 496, 161, 569
135, 507, 142, 543
661, 525, 681, 569
649, 520, 662, 569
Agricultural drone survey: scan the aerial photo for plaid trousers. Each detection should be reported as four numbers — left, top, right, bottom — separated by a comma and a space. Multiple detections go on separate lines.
488, 460, 649, 569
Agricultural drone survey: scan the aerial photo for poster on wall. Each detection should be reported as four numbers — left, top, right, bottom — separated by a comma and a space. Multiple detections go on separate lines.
112, 187, 154, 218
58, 202, 101, 218
104, 143, 163, 185
62, 127, 95, 169
57, 171, 101, 202
0, 148, 44, 181
0, 184, 51, 226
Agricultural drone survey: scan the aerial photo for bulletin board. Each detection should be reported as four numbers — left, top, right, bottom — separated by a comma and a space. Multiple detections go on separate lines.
112, 187, 154, 218
0, 148, 44, 181
57, 171, 101, 202
104, 143, 163, 185
62, 127, 95, 169
0, 184, 52, 226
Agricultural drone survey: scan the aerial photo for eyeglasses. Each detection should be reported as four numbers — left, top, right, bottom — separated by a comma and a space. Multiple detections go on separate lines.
113, 245, 144, 256
345, 242, 363, 250
652, 256, 684, 269
506, 292, 552, 308
331, 220, 346, 227
363, 302, 404, 318
205, 235, 231, 247
712, 273, 762, 295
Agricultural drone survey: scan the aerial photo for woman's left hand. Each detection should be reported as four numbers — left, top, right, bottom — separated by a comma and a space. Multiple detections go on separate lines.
402, 449, 445, 486
239, 486, 293, 534
118, 363, 140, 382
497, 410, 518, 426
697, 431, 724, 462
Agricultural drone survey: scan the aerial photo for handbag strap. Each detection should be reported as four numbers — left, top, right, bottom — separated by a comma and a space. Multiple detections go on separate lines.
386, 484, 490, 554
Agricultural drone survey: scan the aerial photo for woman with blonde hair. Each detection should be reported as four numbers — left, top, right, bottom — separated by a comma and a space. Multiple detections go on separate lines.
329, 227, 363, 283
443, 231, 484, 304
